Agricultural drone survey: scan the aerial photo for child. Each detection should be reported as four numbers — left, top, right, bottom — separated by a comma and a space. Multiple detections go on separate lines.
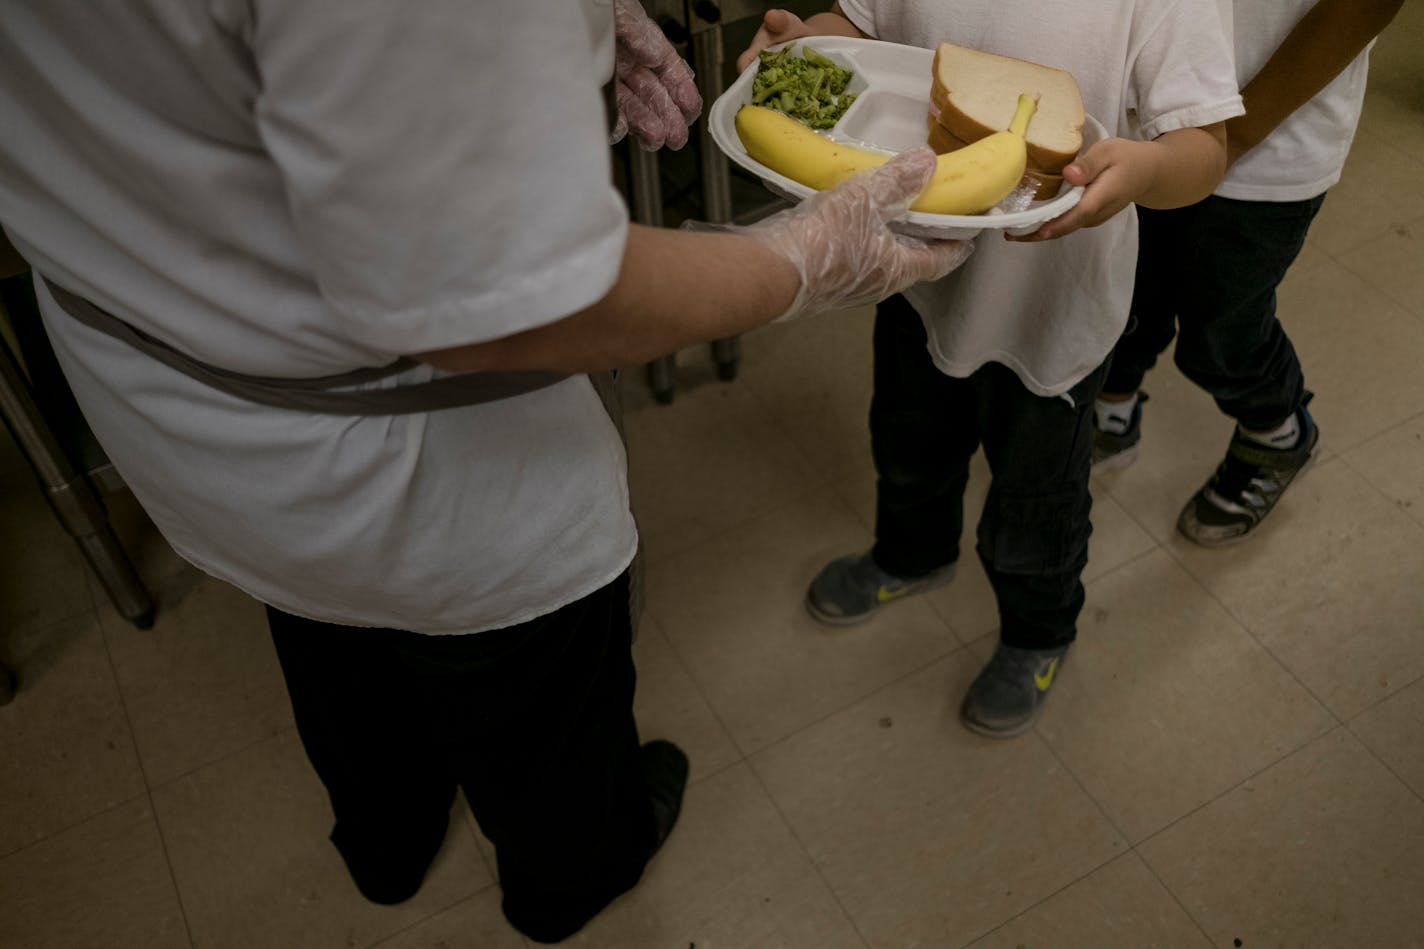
1093, 0, 1404, 547
738, 1, 1243, 737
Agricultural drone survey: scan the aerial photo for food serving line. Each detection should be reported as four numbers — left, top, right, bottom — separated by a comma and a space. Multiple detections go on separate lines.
626, 2, 1086, 401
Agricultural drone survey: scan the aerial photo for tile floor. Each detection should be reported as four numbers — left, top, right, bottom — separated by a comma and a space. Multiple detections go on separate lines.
3, 18, 1424, 949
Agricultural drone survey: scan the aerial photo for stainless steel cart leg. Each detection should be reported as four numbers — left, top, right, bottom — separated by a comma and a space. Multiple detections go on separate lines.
690, 8, 742, 383
712, 336, 740, 380
627, 144, 681, 403
0, 331, 155, 630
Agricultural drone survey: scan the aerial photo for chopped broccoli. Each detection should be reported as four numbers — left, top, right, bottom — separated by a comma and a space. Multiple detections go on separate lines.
750, 45, 857, 130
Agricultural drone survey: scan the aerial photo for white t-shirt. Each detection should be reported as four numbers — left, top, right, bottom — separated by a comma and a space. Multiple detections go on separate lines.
0, 0, 638, 634
1219, 2, 1374, 201
838, 0, 1243, 396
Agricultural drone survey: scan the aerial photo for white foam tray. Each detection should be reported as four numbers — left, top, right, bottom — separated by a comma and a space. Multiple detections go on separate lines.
709, 36, 1105, 239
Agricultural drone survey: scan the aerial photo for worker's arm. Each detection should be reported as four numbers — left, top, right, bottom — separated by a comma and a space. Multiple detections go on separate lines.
413, 223, 798, 374
414, 148, 973, 375
1227, 0, 1405, 164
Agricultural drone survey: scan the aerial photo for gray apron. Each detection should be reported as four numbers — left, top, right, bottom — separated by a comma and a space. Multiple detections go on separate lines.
43, 277, 644, 635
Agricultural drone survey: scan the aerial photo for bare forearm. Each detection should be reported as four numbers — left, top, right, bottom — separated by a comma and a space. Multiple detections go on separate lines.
1229, 0, 1404, 161
1135, 124, 1228, 209
414, 223, 799, 374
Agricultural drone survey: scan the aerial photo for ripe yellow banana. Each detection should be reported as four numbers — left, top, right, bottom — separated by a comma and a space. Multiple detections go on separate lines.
735, 93, 1037, 215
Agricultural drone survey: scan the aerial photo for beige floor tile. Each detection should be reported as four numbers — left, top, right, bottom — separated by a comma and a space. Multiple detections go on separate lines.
1343, 413, 1424, 528
623, 369, 823, 562
751, 651, 1126, 948
922, 555, 1000, 644
646, 488, 959, 753
151, 731, 488, 949
1139, 728, 1424, 949
632, 616, 742, 782
964, 853, 1210, 949
369, 887, 525, 949
1277, 249, 1424, 454
735, 307, 878, 482
1082, 490, 1159, 580
1349, 673, 1424, 800
1095, 359, 1229, 545
0, 611, 147, 856
1038, 550, 1333, 843
559, 762, 866, 949
1309, 129, 1424, 257
1336, 215, 1424, 323
1171, 457, 1424, 720
0, 798, 190, 949
0, 464, 96, 638
100, 572, 293, 788
1357, 21, 1424, 159
827, 448, 878, 532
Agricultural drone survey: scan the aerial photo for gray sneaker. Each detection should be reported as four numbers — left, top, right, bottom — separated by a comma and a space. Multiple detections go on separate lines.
1091, 392, 1148, 476
960, 643, 1070, 738
1177, 400, 1319, 548
805, 551, 955, 626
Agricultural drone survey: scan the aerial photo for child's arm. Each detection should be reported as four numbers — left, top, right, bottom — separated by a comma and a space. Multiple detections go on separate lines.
735, 5, 868, 74
1227, 0, 1404, 164
1010, 123, 1228, 243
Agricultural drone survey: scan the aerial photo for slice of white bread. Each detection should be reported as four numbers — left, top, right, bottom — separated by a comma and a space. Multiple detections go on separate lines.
930, 42, 1083, 174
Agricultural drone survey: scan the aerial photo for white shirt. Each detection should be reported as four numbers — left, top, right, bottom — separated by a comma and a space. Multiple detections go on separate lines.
0, 0, 638, 634
1219, 2, 1374, 201
838, 0, 1243, 396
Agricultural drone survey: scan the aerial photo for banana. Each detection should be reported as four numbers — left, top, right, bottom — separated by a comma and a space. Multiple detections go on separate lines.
735, 93, 1038, 215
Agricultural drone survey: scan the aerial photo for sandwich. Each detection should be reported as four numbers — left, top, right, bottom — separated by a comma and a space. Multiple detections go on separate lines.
927, 42, 1084, 199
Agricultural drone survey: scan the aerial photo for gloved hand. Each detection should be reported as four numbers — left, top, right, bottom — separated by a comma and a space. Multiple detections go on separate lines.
611, 0, 703, 150
744, 147, 975, 320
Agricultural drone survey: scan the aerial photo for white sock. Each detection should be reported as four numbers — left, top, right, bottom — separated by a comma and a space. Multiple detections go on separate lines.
1095, 394, 1139, 435
1241, 412, 1300, 449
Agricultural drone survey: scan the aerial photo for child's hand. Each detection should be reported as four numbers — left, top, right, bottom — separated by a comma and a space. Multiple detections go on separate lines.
1007, 138, 1156, 242
736, 9, 813, 73
1010, 125, 1226, 241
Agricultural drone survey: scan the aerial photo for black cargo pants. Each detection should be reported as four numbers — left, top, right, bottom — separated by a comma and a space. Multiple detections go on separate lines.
869, 294, 1105, 649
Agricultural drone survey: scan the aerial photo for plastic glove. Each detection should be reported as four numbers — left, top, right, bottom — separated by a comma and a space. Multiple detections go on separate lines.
744, 148, 975, 320
611, 0, 703, 151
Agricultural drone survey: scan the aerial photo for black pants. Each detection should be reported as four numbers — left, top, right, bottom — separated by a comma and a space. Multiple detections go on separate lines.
1104, 195, 1324, 430
267, 571, 656, 944
870, 295, 1105, 650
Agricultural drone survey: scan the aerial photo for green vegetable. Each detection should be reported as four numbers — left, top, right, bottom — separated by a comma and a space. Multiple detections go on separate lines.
750, 45, 857, 130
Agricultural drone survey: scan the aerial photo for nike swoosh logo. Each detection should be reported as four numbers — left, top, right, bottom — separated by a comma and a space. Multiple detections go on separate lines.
876, 585, 910, 604
1034, 658, 1060, 691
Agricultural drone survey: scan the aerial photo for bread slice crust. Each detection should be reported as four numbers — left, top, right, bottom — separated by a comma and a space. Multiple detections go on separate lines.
931, 43, 1083, 174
